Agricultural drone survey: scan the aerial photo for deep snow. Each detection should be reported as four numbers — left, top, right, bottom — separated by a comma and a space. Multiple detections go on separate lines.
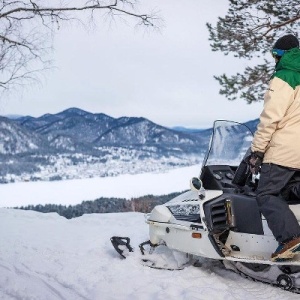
1, 209, 299, 300
1, 165, 299, 299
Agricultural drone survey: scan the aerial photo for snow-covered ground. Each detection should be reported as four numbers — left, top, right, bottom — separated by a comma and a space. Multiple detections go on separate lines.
1, 208, 298, 300
0, 165, 299, 299
0, 165, 201, 208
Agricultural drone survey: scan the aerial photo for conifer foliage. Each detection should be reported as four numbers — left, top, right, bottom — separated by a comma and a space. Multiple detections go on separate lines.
17, 192, 184, 219
207, 0, 300, 103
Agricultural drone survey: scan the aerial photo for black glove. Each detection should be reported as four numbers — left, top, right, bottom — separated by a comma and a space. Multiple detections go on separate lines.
248, 151, 264, 175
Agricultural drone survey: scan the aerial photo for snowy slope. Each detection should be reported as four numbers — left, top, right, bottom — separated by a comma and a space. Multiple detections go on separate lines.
0, 209, 298, 300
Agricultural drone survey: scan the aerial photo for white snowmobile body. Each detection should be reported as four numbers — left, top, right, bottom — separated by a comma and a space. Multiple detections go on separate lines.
147, 189, 300, 265
145, 120, 300, 292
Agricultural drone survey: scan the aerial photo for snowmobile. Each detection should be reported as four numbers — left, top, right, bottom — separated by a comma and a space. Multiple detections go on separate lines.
111, 120, 300, 292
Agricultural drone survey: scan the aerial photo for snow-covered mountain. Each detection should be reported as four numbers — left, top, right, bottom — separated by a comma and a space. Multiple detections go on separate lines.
0, 108, 210, 183
0, 109, 259, 183
0, 116, 45, 154
14, 108, 207, 151
95, 117, 193, 145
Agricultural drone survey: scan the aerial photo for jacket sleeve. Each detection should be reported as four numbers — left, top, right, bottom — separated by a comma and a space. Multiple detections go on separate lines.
251, 76, 294, 153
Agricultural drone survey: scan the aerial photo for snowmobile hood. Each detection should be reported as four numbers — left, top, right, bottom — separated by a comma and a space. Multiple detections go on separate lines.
274, 48, 300, 89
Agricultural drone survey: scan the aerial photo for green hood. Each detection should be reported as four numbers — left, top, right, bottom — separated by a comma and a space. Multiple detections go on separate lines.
273, 47, 300, 89
276, 48, 300, 72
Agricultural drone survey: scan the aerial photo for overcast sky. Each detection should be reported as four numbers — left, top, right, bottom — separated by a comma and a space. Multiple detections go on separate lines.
0, 0, 264, 128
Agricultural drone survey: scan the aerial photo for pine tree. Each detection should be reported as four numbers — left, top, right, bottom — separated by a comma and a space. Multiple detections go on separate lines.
207, 0, 300, 103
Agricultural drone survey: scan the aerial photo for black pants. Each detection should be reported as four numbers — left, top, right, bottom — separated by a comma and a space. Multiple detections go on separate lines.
256, 163, 300, 243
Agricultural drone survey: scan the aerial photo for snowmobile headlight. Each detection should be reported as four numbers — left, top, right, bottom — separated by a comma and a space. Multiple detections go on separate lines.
167, 204, 200, 216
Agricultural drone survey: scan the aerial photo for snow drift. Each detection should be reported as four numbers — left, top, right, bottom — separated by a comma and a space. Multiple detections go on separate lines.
0, 209, 299, 300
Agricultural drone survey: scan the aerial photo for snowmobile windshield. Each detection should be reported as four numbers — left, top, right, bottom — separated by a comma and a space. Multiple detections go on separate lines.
202, 120, 253, 168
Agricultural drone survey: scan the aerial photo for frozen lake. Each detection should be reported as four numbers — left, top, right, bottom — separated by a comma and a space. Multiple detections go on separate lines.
0, 165, 201, 207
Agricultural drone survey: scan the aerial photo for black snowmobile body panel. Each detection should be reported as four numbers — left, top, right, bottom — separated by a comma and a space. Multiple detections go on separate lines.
203, 193, 264, 235
200, 165, 237, 190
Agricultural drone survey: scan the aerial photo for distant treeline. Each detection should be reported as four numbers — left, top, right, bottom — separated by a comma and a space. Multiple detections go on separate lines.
16, 191, 185, 219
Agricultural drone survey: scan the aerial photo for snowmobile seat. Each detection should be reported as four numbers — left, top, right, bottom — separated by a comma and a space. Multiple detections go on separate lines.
260, 205, 300, 222
229, 194, 264, 235
289, 205, 300, 222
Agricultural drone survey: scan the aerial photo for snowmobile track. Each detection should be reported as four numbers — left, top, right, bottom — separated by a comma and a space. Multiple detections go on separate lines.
228, 263, 300, 294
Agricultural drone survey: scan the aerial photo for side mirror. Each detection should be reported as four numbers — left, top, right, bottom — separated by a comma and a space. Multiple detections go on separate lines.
190, 177, 203, 191
190, 177, 205, 200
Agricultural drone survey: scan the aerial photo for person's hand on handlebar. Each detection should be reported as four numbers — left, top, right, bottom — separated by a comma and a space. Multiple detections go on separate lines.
248, 151, 264, 175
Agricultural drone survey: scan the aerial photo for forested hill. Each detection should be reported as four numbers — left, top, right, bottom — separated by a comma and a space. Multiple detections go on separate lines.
16, 191, 184, 219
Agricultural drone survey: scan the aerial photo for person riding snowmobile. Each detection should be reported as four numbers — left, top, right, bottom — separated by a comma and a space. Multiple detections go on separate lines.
250, 34, 300, 262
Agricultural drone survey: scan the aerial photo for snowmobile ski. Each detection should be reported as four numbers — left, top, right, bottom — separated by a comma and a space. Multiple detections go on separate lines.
110, 236, 191, 270
110, 236, 133, 259
138, 240, 192, 270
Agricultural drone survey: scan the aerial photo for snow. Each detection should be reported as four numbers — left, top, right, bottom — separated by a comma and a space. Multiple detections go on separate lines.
0, 165, 299, 299
1, 209, 299, 300
0, 165, 201, 208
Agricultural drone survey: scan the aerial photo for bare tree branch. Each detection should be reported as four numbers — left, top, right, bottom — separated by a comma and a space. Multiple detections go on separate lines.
0, 0, 160, 93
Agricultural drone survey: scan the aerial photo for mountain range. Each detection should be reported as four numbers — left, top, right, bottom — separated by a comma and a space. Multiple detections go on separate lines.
0, 108, 259, 183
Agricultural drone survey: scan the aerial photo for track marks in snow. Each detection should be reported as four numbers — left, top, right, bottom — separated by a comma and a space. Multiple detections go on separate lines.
1, 209, 300, 300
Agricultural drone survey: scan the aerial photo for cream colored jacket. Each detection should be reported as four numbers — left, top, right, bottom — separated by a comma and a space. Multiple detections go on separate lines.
251, 75, 300, 168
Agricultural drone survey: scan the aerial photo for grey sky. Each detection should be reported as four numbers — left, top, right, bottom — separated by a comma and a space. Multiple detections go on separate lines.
0, 0, 264, 128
